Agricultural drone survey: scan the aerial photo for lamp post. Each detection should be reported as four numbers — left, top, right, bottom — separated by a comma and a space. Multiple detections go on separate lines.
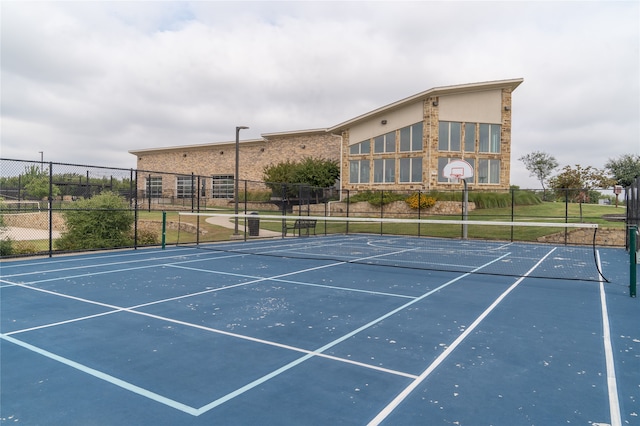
234, 126, 249, 234
38, 151, 43, 172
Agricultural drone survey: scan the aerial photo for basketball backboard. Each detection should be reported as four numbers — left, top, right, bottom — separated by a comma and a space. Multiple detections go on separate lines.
442, 159, 474, 182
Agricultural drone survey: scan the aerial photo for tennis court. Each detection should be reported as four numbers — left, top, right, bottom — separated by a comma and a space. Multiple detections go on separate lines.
1, 233, 637, 425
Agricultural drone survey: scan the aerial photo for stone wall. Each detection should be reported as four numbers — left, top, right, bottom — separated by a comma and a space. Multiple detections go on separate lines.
292, 200, 475, 217
537, 228, 625, 247
138, 220, 207, 236
2, 212, 66, 231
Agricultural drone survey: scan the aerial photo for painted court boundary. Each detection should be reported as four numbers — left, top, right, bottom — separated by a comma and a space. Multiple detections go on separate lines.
368, 248, 621, 426
1, 246, 511, 417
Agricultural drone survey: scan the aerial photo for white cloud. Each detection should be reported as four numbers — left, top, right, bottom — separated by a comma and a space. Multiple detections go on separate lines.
1, 1, 638, 188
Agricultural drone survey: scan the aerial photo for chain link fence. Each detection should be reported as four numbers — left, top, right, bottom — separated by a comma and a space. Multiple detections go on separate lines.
0, 158, 629, 258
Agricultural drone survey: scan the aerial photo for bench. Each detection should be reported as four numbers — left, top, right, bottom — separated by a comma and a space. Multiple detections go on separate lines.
284, 219, 317, 237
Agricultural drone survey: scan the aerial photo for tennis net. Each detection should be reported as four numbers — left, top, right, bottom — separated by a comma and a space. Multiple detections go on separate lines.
176, 213, 607, 282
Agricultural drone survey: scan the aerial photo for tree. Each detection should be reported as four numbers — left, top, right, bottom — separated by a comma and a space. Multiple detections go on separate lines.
263, 157, 340, 197
55, 191, 134, 251
518, 151, 558, 194
548, 164, 615, 203
20, 165, 60, 200
605, 154, 640, 187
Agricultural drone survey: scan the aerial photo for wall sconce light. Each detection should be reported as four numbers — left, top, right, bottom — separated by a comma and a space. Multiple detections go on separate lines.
300, 144, 306, 149
432, 101, 439, 107
504, 106, 511, 111
381, 119, 387, 125
220, 151, 224, 155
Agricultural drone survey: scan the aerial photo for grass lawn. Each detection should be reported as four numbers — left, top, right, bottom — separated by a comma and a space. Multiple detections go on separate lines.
134, 202, 625, 244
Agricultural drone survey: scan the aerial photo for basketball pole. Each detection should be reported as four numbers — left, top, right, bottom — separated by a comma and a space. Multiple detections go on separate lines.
462, 178, 468, 239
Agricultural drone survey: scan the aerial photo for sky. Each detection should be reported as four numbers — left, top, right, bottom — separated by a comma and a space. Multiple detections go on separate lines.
1, 1, 638, 189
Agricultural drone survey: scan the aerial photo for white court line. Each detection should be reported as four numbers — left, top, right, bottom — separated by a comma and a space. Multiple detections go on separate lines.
190, 251, 512, 416
367, 247, 557, 426
598, 249, 622, 426
0, 249, 235, 279
2, 247, 431, 415
0, 333, 200, 416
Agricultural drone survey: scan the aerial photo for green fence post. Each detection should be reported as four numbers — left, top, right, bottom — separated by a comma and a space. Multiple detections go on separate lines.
630, 225, 637, 297
162, 211, 167, 250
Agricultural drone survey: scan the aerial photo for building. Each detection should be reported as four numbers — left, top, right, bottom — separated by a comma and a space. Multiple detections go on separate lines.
129, 78, 522, 199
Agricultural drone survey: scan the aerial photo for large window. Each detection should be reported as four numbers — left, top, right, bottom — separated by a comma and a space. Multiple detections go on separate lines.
145, 176, 162, 198
400, 122, 423, 152
477, 159, 500, 184
438, 122, 461, 151
399, 157, 422, 183
349, 140, 370, 155
176, 176, 194, 199
373, 159, 395, 183
479, 124, 501, 153
374, 131, 396, 153
349, 160, 370, 184
212, 175, 234, 199
464, 123, 475, 152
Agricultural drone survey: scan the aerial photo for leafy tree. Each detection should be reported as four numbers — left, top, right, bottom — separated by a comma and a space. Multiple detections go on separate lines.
20, 165, 60, 200
263, 157, 339, 198
518, 151, 558, 194
548, 164, 615, 202
55, 191, 134, 251
292, 157, 340, 188
605, 154, 640, 187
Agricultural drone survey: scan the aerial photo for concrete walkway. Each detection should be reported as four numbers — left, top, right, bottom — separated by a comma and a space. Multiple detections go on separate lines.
204, 215, 282, 237
0, 227, 61, 241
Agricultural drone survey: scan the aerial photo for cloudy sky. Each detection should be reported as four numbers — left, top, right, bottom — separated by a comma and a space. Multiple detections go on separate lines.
1, 1, 638, 188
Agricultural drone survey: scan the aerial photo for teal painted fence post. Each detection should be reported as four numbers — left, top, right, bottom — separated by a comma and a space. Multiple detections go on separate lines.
162, 211, 167, 250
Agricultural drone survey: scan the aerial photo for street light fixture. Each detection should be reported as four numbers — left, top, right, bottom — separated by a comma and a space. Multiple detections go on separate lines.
38, 151, 44, 172
234, 126, 249, 235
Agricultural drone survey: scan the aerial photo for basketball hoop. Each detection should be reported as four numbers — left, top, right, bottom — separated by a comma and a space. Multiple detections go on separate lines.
442, 160, 473, 183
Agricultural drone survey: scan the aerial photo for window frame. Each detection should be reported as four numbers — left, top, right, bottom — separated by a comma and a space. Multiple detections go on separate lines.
399, 157, 422, 183
211, 174, 235, 199
438, 121, 462, 152
146, 176, 162, 198
479, 123, 501, 153
373, 158, 395, 183
477, 159, 501, 184
399, 122, 423, 152
349, 159, 370, 184
176, 176, 194, 199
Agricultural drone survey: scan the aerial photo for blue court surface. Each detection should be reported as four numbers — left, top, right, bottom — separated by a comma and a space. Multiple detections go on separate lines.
1, 235, 638, 425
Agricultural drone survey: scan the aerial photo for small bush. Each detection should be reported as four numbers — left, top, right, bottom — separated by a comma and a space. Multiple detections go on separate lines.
0, 238, 14, 256
347, 191, 407, 206
13, 241, 39, 255
56, 191, 134, 251
135, 229, 159, 246
405, 193, 436, 210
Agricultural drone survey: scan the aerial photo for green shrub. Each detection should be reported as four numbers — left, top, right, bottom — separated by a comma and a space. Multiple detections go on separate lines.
0, 238, 14, 256
13, 241, 39, 255
135, 229, 159, 246
56, 191, 134, 251
347, 191, 407, 206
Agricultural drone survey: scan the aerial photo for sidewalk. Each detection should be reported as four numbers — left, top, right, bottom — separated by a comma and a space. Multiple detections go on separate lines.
204, 215, 282, 237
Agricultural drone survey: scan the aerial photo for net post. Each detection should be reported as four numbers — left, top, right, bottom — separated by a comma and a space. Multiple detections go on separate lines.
161, 211, 167, 250
630, 225, 637, 297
